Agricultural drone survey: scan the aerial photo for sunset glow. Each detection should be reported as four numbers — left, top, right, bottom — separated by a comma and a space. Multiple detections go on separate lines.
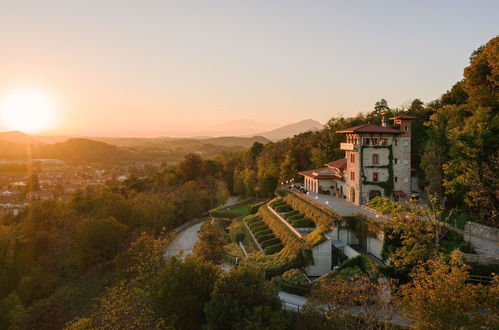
0, 89, 58, 133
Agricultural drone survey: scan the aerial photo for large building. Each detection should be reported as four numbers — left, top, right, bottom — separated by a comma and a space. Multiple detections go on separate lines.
299, 114, 416, 205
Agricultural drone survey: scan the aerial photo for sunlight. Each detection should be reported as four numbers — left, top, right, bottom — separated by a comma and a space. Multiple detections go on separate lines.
0, 88, 58, 133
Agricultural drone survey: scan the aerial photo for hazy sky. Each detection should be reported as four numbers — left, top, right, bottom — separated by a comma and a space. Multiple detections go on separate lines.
0, 0, 497, 136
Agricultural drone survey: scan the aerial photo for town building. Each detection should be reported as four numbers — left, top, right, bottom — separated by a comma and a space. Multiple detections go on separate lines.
299, 115, 416, 205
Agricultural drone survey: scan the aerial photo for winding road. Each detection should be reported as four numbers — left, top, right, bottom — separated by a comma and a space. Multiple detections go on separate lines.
164, 196, 238, 259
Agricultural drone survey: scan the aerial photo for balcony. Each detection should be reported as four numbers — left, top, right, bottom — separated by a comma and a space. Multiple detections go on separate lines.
340, 142, 355, 151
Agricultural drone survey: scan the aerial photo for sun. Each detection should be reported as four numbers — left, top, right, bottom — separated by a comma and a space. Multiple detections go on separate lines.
0, 88, 58, 133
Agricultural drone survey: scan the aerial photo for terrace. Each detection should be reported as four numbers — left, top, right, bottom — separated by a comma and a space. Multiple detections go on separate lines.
288, 188, 386, 220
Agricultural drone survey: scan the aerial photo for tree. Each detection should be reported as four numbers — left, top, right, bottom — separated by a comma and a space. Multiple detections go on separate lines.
74, 217, 128, 269
397, 251, 498, 329
153, 255, 219, 330
204, 264, 281, 330
374, 99, 390, 116
193, 222, 227, 263
177, 153, 204, 181
306, 275, 393, 329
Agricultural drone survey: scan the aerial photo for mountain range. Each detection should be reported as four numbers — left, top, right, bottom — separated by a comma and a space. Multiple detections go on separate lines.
0, 119, 323, 163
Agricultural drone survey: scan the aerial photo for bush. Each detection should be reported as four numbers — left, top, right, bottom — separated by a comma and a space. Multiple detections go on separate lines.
249, 223, 266, 231
367, 196, 401, 215
292, 218, 315, 228
288, 213, 304, 221
253, 228, 272, 237
283, 192, 339, 227
274, 204, 292, 213
256, 232, 275, 242
260, 238, 281, 248
264, 243, 283, 255
249, 201, 267, 214
283, 210, 299, 218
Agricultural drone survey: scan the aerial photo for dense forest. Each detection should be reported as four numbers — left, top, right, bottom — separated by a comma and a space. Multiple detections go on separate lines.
0, 36, 497, 329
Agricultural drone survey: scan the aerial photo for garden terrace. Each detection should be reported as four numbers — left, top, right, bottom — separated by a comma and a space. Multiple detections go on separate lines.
245, 215, 284, 255
268, 199, 331, 248
282, 191, 340, 227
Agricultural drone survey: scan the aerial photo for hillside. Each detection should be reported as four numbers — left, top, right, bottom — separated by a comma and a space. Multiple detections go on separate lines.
94, 135, 270, 148
256, 119, 323, 141
0, 131, 42, 145
0, 137, 132, 163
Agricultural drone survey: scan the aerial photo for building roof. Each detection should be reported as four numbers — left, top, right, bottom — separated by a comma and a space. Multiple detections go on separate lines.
298, 167, 342, 180
390, 114, 417, 120
325, 158, 347, 170
336, 123, 403, 134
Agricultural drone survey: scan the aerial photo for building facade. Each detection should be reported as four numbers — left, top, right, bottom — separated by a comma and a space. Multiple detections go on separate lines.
299, 115, 415, 205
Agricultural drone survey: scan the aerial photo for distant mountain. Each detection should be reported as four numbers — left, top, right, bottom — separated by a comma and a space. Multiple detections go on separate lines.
256, 119, 323, 141
0, 131, 42, 145
95, 135, 270, 149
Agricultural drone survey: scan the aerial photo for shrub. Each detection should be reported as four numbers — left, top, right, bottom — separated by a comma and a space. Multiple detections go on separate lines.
283, 210, 299, 218
264, 243, 283, 255
367, 196, 401, 215
274, 204, 292, 213
253, 228, 272, 236
260, 238, 281, 248
283, 192, 339, 227
256, 233, 275, 242
292, 218, 315, 228
249, 223, 266, 231
249, 201, 267, 214
288, 213, 304, 221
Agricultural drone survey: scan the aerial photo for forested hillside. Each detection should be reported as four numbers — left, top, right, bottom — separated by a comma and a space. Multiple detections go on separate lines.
231, 36, 498, 226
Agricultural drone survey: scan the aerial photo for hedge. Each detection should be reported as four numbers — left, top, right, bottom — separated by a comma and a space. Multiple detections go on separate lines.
274, 204, 293, 213
260, 238, 281, 248
284, 191, 340, 227
283, 210, 299, 218
258, 206, 304, 253
249, 224, 267, 233
256, 232, 276, 242
253, 227, 272, 236
249, 201, 268, 214
292, 218, 315, 228
264, 243, 284, 255
288, 213, 305, 222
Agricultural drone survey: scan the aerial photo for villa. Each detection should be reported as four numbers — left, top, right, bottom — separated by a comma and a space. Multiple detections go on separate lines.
299, 114, 416, 205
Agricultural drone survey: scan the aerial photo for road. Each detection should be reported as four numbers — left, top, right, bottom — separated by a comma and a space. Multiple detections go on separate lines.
164, 221, 205, 259
164, 196, 239, 259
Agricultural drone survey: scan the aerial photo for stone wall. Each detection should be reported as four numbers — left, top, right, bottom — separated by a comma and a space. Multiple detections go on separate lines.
464, 221, 499, 241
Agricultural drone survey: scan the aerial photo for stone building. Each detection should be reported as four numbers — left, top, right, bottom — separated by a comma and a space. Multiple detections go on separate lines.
299, 114, 416, 205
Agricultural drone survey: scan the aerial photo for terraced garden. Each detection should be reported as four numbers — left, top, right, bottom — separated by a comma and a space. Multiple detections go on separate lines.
270, 200, 316, 229
246, 215, 284, 255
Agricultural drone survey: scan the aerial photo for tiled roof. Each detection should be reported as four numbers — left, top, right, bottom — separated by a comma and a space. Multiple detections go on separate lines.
325, 158, 347, 170
336, 123, 403, 134
298, 167, 342, 180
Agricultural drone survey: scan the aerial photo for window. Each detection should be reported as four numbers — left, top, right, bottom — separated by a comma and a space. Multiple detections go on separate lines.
350, 153, 355, 163
363, 138, 371, 145
395, 176, 398, 182
404, 125, 408, 131
394, 158, 398, 164
350, 171, 355, 181
394, 139, 398, 146
372, 172, 379, 182
372, 138, 379, 145
372, 154, 379, 165
381, 138, 388, 145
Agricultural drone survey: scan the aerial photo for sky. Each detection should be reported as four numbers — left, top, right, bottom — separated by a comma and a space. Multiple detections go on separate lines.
0, 0, 497, 137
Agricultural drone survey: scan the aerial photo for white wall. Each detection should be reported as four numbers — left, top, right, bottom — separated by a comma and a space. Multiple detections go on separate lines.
305, 238, 333, 276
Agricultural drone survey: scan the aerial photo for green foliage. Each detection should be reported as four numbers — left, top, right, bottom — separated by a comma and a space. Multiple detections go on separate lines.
249, 201, 267, 214
204, 264, 281, 330
292, 217, 315, 228
264, 244, 284, 255
260, 238, 281, 249
367, 196, 401, 215
283, 192, 339, 227
153, 255, 219, 330
274, 204, 293, 213
193, 221, 228, 264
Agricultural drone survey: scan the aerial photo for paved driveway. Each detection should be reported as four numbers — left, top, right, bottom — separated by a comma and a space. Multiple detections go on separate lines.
164, 221, 204, 259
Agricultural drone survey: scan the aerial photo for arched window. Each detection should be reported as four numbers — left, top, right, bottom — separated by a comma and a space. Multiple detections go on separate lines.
372, 154, 379, 165
372, 172, 379, 182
